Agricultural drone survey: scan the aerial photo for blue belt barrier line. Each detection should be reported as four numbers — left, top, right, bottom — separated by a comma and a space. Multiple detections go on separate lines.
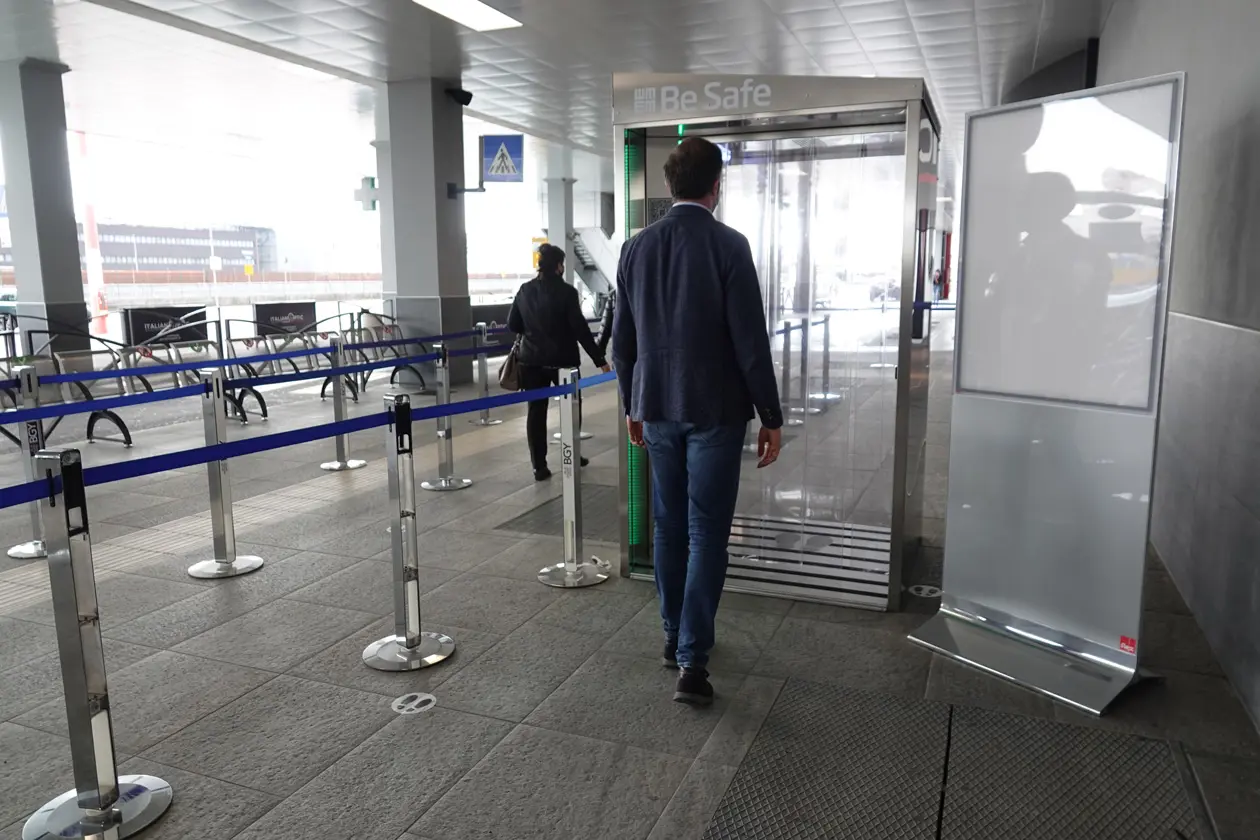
226, 352, 440, 390
580, 370, 618, 388
0, 383, 207, 426
0, 379, 17, 391
43, 345, 333, 385
342, 337, 429, 352
0, 375, 619, 510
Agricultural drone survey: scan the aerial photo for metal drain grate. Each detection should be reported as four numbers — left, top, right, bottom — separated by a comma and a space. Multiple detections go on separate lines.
704, 679, 949, 840
940, 706, 1200, 839
496, 484, 622, 543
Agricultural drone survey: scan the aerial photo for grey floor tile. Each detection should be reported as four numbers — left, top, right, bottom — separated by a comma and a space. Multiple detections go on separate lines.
603, 601, 786, 675
96, 495, 212, 529
411, 724, 690, 840
469, 536, 565, 582
420, 573, 560, 635
14, 650, 272, 752
696, 675, 785, 767
286, 617, 502, 698
526, 652, 744, 759
5, 572, 205, 632
286, 559, 459, 616
0, 616, 57, 673
1143, 568, 1192, 615
924, 655, 1056, 719
142, 674, 395, 796
81, 489, 173, 522
105, 550, 362, 648
173, 598, 378, 672
1140, 611, 1224, 677
787, 599, 932, 635
646, 759, 738, 840
718, 591, 794, 616
1054, 671, 1260, 758
114, 758, 279, 840
1190, 752, 1260, 840
754, 617, 933, 697
0, 639, 157, 723
236, 511, 385, 552
530, 588, 652, 636
439, 621, 604, 722
407, 527, 525, 572
0, 723, 77, 829
233, 709, 512, 840
301, 519, 395, 560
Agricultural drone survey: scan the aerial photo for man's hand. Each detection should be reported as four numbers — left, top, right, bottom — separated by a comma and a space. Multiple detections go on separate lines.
757, 426, 781, 468
626, 417, 645, 448
600, 363, 611, 373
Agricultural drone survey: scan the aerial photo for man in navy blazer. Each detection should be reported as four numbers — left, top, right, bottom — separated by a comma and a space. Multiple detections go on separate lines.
612, 136, 783, 706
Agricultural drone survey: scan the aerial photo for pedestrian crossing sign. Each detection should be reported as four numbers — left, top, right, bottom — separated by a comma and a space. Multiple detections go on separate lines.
482, 135, 524, 183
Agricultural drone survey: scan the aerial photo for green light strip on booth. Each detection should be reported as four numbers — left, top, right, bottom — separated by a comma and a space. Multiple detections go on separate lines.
623, 130, 649, 571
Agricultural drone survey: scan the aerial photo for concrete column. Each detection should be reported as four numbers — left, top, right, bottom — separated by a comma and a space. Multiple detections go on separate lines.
0, 58, 88, 354
374, 78, 471, 383
545, 177, 577, 286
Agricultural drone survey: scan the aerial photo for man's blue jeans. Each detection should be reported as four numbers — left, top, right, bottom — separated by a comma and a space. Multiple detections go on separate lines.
643, 421, 746, 671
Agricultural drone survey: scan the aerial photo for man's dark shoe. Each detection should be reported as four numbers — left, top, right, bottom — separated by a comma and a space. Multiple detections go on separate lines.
673, 668, 714, 707
534, 467, 553, 481
579, 456, 590, 467
661, 639, 678, 669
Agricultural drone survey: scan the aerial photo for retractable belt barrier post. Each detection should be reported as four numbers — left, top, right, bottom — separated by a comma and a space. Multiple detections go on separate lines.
187, 371, 265, 579
320, 337, 367, 472
23, 449, 173, 840
7, 366, 48, 560
538, 368, 609, 589
780, 321, 804, 427
364, 393, 456, 671
420, 344, 473, 492
552, 381, 593, 442
791, 317, 822, 417
811, 313, 843, 402
468, 322, 503, 427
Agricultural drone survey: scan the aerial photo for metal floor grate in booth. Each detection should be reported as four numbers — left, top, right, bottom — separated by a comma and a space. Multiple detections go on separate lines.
704, 679, 1204, 840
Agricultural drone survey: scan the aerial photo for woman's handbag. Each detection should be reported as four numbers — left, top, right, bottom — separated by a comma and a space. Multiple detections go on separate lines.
498, 339, 522, 391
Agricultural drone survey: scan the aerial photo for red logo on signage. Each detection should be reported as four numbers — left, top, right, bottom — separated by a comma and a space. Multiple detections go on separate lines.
243, 339, 254, 348
139, 347, 152, 358
1120, 636, 1137, 654
319, 332, 328, 340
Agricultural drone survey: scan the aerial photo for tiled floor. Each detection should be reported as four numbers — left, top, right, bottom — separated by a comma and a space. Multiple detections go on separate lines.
0, 327, 1258, 839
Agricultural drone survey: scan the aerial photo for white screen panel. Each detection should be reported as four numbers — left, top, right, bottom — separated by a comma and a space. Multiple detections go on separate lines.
957, 79, 1179, 409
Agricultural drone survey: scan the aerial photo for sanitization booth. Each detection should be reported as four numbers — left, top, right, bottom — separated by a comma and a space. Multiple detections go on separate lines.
614, 74, 941, 611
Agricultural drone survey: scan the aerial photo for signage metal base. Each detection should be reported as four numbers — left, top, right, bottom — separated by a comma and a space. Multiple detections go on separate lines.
362, 632, 456, 671
552, 431, 593, 441
420, 477, 473, 492
785, 417, 805, 427
788, 405, 823, 416
809, 391, 845, 402
908, 610, 1138, 716
23, 774, 173, 840
7, 540, 47, 560
470, 417, 504, 426
187, 555, 265, 579
320, 459, 367, 472
538, 558, 610, 588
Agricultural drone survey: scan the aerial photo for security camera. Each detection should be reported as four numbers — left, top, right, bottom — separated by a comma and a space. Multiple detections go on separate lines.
446, 88, 473, 106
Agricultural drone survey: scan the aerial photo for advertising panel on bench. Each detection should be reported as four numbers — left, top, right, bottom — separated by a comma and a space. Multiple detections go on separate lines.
254, 302, 317, 335
124, 308, 208, 345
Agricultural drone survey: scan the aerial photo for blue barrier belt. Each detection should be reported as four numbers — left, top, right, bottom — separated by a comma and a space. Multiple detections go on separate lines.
580, 371, 617, 388
42, 345, 332, 385
0, 379, 16, 391
0, 374, 618, 510
341, 337, 430, 352
226, 352, 440, 390
0, 383, 206, 425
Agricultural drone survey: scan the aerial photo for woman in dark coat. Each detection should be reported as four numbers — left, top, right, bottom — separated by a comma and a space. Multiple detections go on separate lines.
507, 243, 609, 480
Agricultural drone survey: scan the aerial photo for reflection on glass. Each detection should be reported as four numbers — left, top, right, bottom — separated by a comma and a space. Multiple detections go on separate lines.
959, 81, 1177, 409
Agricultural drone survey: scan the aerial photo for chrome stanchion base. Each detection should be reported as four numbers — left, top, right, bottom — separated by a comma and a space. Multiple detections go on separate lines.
809, 391, 845, 402
6, 540, 47, 560
362, 631, 456, 671
23, 774, 173, 840
420, 477, 473, 492
320, 459, 367, 472
187, 555, 264, 579
551, 431, 594, 441
538, 558, 610, 589
788, 405, 824, 416
785, 417, 805, 427
469, 417, 504, 426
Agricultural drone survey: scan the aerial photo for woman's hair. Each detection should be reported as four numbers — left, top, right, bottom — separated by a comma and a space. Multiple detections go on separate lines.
537, 243, 565, 276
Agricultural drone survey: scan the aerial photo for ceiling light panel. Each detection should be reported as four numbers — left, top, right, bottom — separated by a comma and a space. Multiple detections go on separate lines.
410, 0, 521, 32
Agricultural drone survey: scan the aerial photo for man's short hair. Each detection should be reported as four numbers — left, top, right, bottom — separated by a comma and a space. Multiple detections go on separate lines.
537, 243, 565, 275
664, 137, 723, 201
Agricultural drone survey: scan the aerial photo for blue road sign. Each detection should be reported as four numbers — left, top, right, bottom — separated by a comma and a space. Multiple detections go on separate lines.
482, 135, 524, 183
